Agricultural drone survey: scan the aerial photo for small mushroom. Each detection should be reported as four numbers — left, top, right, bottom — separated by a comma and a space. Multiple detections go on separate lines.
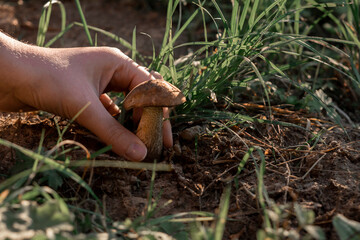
123, 79, 186, 160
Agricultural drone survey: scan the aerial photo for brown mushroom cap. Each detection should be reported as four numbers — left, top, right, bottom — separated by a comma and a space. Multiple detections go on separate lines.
123, 79, 186, 110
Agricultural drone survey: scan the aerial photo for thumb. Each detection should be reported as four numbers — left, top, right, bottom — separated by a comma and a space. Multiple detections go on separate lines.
75, 96, 147, 161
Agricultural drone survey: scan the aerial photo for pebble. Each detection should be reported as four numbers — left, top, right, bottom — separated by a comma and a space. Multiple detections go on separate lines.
180, 125, 203, 141
173, 140, 182, 156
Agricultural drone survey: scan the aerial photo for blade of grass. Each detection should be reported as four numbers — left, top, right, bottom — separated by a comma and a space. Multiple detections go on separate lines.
168, 22, 178, 85
255, 148, 271, 228
214, 184, 231, 240
294, 0, 301, 36
211, 0, 229, 31
159, 0, 173, 55
175, 0, 182, 33
66, 160, 172, 172
230, 0, 240, 35
44, 22, 74, 47
30, 129, 46, 179
146, 161, 157, 219
234, 147, 253, 189
198, 0, 208, 58
249, 0, 260, 27
74, 0, 93, 46
147, 211, 215, 226
243, 56, 273, 117
238, 0, 249, 32
58, 102, 90, 143
132, 26, 137, 61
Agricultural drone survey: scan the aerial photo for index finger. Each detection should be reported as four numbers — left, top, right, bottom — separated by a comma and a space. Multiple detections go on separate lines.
107, 51, 157, 92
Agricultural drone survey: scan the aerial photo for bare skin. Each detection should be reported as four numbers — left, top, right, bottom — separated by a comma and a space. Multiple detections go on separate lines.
0, 32, 172, 161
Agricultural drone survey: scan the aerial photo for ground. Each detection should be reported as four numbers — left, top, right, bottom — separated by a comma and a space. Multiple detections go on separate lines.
0, 1, 359, 239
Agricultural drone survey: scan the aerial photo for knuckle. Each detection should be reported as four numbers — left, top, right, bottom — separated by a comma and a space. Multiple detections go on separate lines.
106, 46, 122, 56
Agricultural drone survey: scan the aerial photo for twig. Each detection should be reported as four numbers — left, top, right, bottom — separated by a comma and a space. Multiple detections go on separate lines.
301, 154, 327, 180
63, 160, 173, 172
332, 104, 354, 126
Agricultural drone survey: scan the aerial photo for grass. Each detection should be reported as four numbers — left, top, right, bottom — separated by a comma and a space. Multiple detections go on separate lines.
1, 0, 360, 239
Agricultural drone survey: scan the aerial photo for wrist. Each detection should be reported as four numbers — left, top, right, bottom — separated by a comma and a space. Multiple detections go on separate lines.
0, 33, 24, 90
0, 32, 54, 111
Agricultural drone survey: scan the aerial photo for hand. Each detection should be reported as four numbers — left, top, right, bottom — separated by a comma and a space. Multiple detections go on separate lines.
0, 32, 172, 161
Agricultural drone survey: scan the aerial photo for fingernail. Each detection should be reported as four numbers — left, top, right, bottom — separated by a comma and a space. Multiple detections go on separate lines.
125, 142, 147, 161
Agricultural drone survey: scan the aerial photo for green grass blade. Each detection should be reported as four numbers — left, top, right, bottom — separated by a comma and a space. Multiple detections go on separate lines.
74, 0, 93, 46
238, 0, 249, 32
234, 147, 253, 189
243, 56, 272, 117
168, 28, 178, 85
349, 58, 360, 90
160, 0, 173, 53
171, 9, 199, 46
294, 0, 301, 35
211, 0, 229, 30
171, 0, 180, 16
214, 185, 231, 240
146, 161, 157, 220
333, 214, 360, 240
344, 23, 360, 49
255, 148, 271, 228
68, 160, 172, 172
249, 0, 260, 27
198, 0, 208, 58
132, 26, 137, 61
58, 102, 90, 143
44, 22, 74, 47
33, 129, 46, 173
230, 0, 240, 35
74, 23, 132, 49
58, 1, 66, 31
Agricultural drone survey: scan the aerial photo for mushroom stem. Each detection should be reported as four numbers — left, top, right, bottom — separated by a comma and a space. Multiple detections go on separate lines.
136, 107, 163, 160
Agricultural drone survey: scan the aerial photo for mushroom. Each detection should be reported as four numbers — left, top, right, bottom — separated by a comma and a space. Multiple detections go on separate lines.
123, 79, 186, 160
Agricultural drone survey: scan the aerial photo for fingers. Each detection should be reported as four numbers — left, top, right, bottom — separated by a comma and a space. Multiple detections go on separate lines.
163, 120, 172, 148
150, 70, 162, 79
106, 51, 173, 149
110, 58, 156, 92
100, 93, 120, 116
76, 94, 147, 161
109, 52, 164, 92
163, 107, 173, 148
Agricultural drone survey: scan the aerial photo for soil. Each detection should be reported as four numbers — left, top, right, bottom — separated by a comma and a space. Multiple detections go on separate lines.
0, 1, 360, 239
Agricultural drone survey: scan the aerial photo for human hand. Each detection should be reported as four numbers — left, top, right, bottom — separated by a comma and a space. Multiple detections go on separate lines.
0, 33, 172, 161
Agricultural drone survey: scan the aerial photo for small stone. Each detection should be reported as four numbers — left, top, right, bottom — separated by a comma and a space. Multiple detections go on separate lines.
180, 125, 203, 141
173, 140, 182, 156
